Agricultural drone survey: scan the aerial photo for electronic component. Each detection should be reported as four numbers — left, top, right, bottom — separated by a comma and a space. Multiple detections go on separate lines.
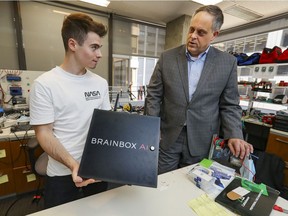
6, 75, 21, 82
13, 104, 29, 110
9, 86, 22, 96
12, 96, 26, 105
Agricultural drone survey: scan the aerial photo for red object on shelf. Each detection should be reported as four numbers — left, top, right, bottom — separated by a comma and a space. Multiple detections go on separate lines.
262, 115, 275, 125
259, 46, 282, 64
277, 48, 288, 63
279, 80, 285, 86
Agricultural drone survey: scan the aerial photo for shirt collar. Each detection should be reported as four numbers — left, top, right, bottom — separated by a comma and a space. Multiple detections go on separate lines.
186, 46, 210, 62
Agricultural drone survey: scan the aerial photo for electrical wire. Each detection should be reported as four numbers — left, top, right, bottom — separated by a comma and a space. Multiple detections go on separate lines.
0, 83, 5, 106
4, 196, 23, 216
4, 125, 41, 216
12, 126, 31, 169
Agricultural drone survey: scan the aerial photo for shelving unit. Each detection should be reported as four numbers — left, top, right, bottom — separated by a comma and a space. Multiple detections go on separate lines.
237, 63, 288, 114
240, 100, 287, 113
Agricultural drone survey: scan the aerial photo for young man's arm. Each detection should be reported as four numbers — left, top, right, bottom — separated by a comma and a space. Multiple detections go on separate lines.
34, 124, 98, 187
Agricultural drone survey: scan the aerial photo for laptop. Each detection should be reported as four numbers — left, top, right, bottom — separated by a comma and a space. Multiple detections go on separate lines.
78, 109, 160, 188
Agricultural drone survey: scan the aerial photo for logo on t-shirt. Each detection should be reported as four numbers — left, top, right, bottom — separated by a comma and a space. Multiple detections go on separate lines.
84, 91, 101, 101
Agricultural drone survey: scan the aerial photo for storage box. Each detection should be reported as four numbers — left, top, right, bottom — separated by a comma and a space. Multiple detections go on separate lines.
187, 159, 235, 198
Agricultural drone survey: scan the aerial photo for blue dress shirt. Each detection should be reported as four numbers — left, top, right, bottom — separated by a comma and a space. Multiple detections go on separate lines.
186, 47, 209, 101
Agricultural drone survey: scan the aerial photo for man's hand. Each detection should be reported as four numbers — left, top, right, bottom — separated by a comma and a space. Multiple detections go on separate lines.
227, 138, 254, 159
71, 162, 101, 187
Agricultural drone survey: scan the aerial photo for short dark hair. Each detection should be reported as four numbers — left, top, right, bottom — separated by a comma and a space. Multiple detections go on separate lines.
193, 5, 224, 31
61, 13, 107, 51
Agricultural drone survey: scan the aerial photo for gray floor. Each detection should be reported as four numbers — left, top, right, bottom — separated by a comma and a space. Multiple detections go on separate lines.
0, 191, 44, 216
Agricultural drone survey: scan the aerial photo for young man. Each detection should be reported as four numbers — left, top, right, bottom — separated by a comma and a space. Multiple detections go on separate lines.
146, 5, 253, 174
29, 13, 111, 208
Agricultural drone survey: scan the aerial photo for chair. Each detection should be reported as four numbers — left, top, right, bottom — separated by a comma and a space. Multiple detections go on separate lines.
27, 137, 48, 202
27, 137, 48, 176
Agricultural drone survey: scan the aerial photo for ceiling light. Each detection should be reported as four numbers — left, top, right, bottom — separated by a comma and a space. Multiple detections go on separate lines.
80, 0, 110, 7
52, 10, 70, 16
192, 0, 223, 5
224, 5, 263, 21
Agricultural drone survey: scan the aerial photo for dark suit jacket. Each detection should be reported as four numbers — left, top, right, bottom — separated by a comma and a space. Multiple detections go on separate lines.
146, 45, 243, 156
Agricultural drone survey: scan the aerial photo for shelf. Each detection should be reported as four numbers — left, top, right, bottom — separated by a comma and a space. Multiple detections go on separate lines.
240, 100, 288, 113
274, 86, 288, 89
252, 88, 272, 93
237, 63, 288, 78
244, 99, 287, 106
238, 64, 288, 114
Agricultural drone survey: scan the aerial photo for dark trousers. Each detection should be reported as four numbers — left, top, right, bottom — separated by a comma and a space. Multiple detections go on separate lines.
44, 175, 108, 209
158, 126, 207, 174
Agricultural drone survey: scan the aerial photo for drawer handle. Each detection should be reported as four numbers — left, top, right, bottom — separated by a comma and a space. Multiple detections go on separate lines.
276, 138, 288, 144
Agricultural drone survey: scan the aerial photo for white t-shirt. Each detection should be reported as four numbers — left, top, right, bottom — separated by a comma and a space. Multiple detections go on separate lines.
29, 66, 111, 176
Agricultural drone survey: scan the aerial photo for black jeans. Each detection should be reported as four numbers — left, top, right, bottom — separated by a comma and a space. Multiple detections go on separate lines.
44, 175, 108, 209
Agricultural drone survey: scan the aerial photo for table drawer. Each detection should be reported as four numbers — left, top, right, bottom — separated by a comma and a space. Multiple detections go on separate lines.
266, 132, 288, 186
266, 133, 288, 162
13, 166, 40, 194
0, 168, 16, 196
0, 141, 13, 169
